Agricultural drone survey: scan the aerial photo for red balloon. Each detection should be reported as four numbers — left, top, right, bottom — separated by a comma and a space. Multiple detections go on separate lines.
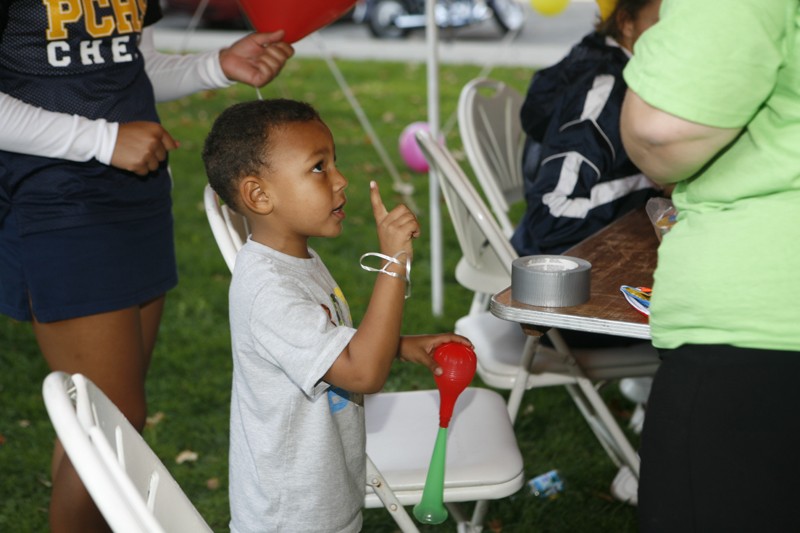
433, 343, 477, 428
238, 0, 358, 44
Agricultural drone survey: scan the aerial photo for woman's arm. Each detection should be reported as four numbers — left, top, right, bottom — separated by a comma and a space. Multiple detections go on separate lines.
0, 92, 117, 164
0, 92, 176, 175
620, 89, 741, 184
140, 27, 294, 102
139, 27, 232, 102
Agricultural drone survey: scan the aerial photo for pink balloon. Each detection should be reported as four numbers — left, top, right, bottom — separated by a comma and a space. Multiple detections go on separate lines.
399, 122, 431, 173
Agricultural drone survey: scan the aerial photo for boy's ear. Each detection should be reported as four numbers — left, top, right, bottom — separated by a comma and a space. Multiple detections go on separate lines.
239, 176, 272, 215
617, 10, 635, 43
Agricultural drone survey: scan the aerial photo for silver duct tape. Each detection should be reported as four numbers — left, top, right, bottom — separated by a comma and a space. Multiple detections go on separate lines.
511, 255, 592, 307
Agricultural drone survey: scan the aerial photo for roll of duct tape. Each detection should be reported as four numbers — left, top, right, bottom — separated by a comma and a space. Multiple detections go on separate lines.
511, 255, 591, 307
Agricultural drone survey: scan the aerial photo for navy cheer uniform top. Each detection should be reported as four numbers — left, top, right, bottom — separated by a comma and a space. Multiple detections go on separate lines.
0, 0, 170, 234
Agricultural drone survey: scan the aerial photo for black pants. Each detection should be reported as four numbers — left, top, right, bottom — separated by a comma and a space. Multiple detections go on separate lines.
638, 344, 800, 532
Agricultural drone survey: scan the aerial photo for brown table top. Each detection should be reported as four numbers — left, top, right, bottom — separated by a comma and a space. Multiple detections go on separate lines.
490, 208, 658, 340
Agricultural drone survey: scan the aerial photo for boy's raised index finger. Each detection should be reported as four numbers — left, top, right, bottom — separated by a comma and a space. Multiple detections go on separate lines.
369, 180, 389, 219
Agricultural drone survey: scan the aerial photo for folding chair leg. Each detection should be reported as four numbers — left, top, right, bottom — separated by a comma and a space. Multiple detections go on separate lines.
468, 499, 490, 531
506, 335, 539, 423
563, 383, 623, 468
576, 378, 641, 475
469, 292, 491, 315
366, 456, 419, 533
546, 329, 641, 477
445, 503, 470, 527
457, 522, 478, 533
629, 403, 646, 434
444, 502, 483, 533
562, 379, 641, 476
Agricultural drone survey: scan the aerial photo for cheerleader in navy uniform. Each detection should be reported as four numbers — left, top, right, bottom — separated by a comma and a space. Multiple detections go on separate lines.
0, 1, 293, 530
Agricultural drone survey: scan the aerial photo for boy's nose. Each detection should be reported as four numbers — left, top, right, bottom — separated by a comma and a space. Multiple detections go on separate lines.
334, 170, 348, 190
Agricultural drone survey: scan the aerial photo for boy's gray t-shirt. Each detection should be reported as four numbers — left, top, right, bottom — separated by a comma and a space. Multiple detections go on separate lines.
228, 239, 364, 533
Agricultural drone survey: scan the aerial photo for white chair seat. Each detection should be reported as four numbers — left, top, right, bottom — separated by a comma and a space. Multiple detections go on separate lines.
455, 256, 510, 297
364, 388, 525, 508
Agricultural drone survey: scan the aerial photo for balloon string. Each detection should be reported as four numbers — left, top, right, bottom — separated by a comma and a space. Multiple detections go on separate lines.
178, 0, 212, 54
359, 251, 411, 299
312, 33, 419, 213
439, 21, 524, 137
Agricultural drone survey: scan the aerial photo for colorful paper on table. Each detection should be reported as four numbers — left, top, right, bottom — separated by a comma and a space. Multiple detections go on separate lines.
620, 286, 651, 317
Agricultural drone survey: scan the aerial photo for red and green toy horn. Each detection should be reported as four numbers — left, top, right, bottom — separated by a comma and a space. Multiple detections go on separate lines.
413, 342, 477, 524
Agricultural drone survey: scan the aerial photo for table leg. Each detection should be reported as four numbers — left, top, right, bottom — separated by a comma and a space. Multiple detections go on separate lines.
520, 326, 641, 477
507, 326, 548, 423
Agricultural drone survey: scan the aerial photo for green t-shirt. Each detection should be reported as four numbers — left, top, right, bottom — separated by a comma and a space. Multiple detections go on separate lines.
624, 0, 800, 351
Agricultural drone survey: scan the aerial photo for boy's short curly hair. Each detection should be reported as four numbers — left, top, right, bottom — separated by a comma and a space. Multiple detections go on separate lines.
202, 98, 321, 212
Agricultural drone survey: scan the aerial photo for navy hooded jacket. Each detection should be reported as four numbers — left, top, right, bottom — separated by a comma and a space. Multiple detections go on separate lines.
511, 32, 660, 256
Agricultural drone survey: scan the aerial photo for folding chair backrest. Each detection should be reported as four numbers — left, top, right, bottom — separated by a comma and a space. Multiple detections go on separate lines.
415, 130, 517, 293
44, 372, 212, 533
203, 184, 248, 273
458, 78, 526, 237
43, 372, 146, 533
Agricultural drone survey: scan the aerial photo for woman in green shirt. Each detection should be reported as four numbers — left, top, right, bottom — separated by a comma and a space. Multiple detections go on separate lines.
621, 0, 800, 530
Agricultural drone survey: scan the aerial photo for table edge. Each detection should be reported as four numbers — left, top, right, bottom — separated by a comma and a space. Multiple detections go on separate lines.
490, 292, 652, 340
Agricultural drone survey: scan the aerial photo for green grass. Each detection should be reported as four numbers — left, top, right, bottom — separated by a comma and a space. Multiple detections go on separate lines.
0, 57, 639, 532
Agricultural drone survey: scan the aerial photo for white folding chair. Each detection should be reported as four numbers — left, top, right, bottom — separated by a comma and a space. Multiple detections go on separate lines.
363, 388, 525, 531
203, 185, 249, 273
42, 371, 213, 533
202, 185, 526, 532
415, 130, 659, 481
457, 77, 526, 239
459, 77, 656, 490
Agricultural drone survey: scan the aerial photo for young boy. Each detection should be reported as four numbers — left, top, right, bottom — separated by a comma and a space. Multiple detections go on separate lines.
202, 99, 471, 533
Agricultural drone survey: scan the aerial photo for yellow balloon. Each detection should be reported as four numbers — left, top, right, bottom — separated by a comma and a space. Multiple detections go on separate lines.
596, 0, 616, 21
530, 0, 570, 17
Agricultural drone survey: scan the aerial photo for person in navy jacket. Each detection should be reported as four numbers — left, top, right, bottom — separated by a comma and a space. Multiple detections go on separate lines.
511, 0, 663, 257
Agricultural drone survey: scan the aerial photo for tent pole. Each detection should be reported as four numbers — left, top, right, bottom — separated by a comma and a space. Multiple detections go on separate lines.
312, 35, 418, 212
179, 0, 211, 53
426, 0, 443, 316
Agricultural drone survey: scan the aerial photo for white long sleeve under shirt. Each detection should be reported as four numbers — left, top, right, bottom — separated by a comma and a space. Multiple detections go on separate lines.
0, 27, 232, 165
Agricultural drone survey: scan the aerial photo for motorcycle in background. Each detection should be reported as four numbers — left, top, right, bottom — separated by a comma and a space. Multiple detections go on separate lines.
358, 0, 525, 39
